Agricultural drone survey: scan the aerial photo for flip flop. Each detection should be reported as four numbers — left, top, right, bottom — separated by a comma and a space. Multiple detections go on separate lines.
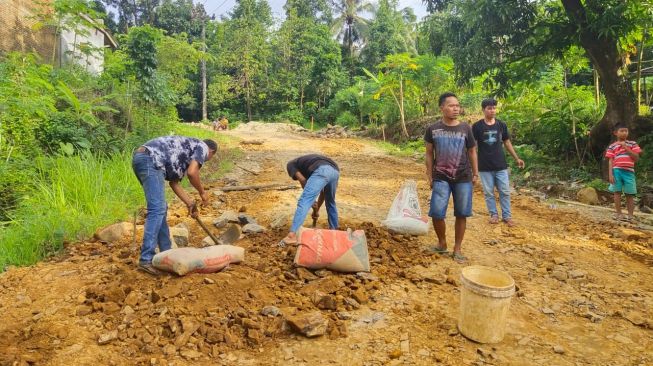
427, 245, 449, 255
489, 215, 499, 224
451, 252, 468, 264
138, 263, 161, 276
503, 218, 515, 227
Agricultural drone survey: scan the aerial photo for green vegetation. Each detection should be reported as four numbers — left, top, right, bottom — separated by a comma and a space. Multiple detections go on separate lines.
2, 0, 653, 267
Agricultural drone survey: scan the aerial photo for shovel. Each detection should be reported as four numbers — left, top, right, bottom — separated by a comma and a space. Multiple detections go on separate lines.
191, 204, 241, 245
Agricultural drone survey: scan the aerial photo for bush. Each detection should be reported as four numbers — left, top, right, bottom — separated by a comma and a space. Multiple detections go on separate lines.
336, 111, 359, 127
275, 108, 306, 125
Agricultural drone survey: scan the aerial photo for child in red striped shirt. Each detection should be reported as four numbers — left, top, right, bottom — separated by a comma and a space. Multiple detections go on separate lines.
605, 124, 642, 222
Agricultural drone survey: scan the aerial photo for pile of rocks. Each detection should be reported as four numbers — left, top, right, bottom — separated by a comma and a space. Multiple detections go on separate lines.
312, 124, 352, 139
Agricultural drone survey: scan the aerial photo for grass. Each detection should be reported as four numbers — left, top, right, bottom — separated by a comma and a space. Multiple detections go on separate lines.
0, 123, 239, 269
375, 140, 426, 159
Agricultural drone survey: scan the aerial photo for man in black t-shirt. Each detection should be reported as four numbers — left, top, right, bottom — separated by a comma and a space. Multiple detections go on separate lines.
472, 99, 525, 226
280, 154, 340, 245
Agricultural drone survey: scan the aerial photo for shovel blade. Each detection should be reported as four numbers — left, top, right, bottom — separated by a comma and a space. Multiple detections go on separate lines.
217, 224, 241, 245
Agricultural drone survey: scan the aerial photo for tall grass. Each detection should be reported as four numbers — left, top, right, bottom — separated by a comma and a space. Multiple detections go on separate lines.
0, 152, 143, 268
0, 124, 238, 269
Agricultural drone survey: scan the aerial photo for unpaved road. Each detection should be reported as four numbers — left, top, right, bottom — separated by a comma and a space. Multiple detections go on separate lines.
1, 123, 652, 366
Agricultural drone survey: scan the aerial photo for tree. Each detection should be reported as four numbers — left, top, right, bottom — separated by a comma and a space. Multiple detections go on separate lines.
223, 0, 272, 121
284, 0, 332, 23
272, 10, 343, 112
436, 0, 653, 155
364, 53, 419, 139
363, 0, 416, 70
330, 0, 373, 77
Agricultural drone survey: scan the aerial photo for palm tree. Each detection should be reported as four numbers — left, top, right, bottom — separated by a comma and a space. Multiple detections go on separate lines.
330, 0, 373, 77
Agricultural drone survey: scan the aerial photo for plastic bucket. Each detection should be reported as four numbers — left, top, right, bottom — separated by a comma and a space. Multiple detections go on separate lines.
458, 265, 515, 343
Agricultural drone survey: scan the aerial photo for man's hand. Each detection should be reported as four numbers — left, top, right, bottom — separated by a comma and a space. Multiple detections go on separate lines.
200, 192, 209, 206
516, 159, 525, 169
188, 202, 199, 218
472, 174, 479, 185
609, 174, 615, 184
426, 174, 433, 189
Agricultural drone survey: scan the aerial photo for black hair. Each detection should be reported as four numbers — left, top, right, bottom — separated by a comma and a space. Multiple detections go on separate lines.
438, 92, 458, 107
203, 139, 218, 152
481, 98, 498, 109
613, 123, 628, 132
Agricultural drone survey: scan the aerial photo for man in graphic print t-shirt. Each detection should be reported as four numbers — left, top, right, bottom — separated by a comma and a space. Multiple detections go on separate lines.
424, 92, 479, 263
132, 136, 218, 275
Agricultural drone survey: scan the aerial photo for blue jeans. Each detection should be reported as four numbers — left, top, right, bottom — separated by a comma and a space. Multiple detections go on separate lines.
132, 152, 172, 264
290, 165, 339, 232
479, 169, 511, 220
429, 180, 473, 219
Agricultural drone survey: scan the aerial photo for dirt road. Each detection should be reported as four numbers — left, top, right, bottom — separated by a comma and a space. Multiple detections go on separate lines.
1, 123, 651, 366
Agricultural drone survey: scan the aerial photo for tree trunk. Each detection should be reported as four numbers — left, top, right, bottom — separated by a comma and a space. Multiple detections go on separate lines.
398, 74, 408, 139
201, 20, 207, 121
593, 69, 600, 107
561, 0, 638, 156
636, 31, 646, 108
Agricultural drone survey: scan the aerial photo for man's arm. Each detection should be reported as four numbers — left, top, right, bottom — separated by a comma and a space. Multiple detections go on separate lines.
425, 142, 434, 188
608, 158, 615, 184
187, 160, 209, 204
503, 139, 525, 168
169, 180, 198, 217
468, 146, 479, 184
294, 171, 307, 188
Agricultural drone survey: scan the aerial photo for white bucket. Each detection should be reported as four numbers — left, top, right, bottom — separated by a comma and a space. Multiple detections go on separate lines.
458, 265, 515, 343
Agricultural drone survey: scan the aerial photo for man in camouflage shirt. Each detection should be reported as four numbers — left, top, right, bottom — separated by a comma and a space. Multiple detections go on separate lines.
132, 136, 218, 275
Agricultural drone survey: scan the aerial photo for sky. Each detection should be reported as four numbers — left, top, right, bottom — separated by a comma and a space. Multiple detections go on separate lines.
201, 0, 429, 21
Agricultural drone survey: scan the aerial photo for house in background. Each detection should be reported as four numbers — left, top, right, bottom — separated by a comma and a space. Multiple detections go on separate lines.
1, 0, 117, 74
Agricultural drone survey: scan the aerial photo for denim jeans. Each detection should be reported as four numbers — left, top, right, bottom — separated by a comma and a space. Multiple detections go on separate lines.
429, 180, 473, 219
132, 152, 172, 264
290, 165, 339, 232
479, 169, 511, 220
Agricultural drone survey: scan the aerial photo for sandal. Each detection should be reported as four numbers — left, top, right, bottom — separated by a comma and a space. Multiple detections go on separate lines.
427, 245, 449, 255
489, 215, 499, 224
503, 218, 515, 227
278, 234, 298, 247
138, 263, 161, 276
451, 252, 468, 263
612, 213, 624, 221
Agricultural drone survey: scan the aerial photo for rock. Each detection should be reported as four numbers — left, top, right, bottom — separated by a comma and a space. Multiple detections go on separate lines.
553, 345, 565, 354
576, 187, 599, 205
76, 305, 93, 316
95, 222, 134, 243
206, 327, 225, 343
203, 277, 215, 284
618, 228, 649, 242
448, 328, 459, 336
269, 214, 288, 229
351, 288, 369, 304
583, 311, 604, 323
180, 349, 202, 360
242, 223, 266, 233
202, 236, 215, 246
162, 344, 176, 355
388, 349, 402, 359
477, 347, 491, 358
553, 257, 566, 265
242, 319, 261, 329
286, 312, 328, 337
417, 349, 430, 357
356, 272, 379, 281
446, 275, 461, 287
541, 307, 555, 315
400, 339, 410, 354
301, 276, 345, 296
568, 270, 586, 279
247, 328, 262, 344
613, 334, 633, 344
261, 306, 281, 317
214, 211, 239, 228
169, 226, 189, 247
624, 311, 646, 326
297, 268, 318, 281
551, 270, 568, 281
98, 330, 118, 345
238, 213, 257, 225
336, 312, 352, 320
312, 292, 337, 310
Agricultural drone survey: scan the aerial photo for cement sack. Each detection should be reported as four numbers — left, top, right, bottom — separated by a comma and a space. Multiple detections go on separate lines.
152, 245, 244, 276
382, 180, 429, 235
294, 228, 370, 272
